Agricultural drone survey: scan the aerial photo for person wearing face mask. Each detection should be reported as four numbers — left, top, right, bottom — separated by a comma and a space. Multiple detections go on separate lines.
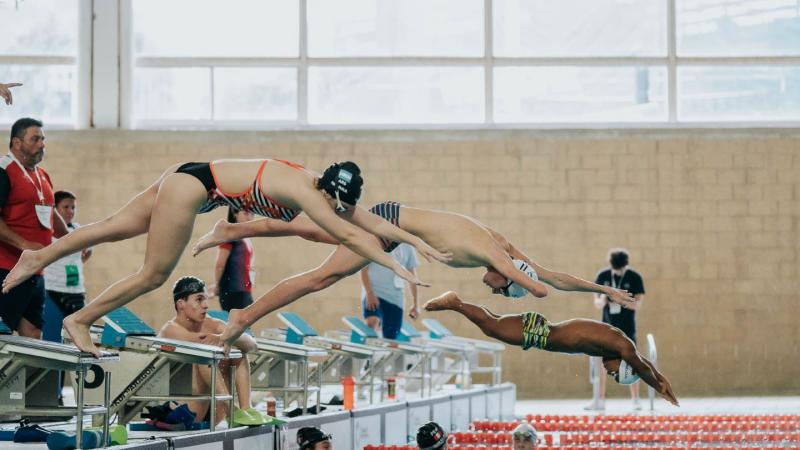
587, 248, 646, 411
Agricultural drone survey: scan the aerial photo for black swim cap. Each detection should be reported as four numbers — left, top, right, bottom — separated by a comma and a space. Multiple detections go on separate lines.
297, 427, 331, 450
318, 161, 363, 207
417, 422, 448, 450
172, 276, 206, 302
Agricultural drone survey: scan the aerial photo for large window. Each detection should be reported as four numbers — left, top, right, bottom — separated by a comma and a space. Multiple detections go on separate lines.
10, 0, 797, 128
0, 0, 88, 128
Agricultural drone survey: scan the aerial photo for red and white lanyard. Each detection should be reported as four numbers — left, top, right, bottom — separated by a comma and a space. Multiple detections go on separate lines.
9, 154, 46, 204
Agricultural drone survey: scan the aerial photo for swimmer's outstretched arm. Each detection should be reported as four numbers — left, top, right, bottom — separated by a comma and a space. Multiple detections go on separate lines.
487, 227, 635, 307
598, 329, 678, 406
487, 248, 549, 298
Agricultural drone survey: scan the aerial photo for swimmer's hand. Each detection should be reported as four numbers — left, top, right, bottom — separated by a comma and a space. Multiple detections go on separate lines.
199, 333, 223, 348
395, 265, 431, 287
0, 82, 22, 105
606, 288, 636, 308
413, 240, 453, 264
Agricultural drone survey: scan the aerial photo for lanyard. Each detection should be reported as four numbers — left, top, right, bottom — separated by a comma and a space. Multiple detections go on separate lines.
611, 268, 627, 290
9, 153, 45, 203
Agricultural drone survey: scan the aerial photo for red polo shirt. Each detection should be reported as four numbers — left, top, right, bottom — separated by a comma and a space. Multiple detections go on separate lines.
0, 154, 55, 271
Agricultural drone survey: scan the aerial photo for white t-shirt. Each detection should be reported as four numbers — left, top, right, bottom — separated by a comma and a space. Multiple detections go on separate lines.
43, 223, 86, 294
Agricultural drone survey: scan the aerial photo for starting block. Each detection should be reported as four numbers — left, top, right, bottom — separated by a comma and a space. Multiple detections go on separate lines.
421, 318, 504, 386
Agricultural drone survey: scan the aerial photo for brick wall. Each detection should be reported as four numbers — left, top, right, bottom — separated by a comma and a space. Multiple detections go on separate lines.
42, 129, 800, 399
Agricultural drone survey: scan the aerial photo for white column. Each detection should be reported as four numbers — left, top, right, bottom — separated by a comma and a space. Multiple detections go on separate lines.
92, 0, 120, 128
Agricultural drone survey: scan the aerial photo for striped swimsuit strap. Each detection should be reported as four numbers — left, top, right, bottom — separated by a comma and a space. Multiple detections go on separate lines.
369, 201, 402, 252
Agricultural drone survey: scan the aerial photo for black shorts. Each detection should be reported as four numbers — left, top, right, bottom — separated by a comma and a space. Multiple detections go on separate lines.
46, 290, 86, 316
0, 269, 45, 331
219, 291, 253, 312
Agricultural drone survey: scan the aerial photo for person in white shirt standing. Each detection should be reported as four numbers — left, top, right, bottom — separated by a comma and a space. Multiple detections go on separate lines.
42, 191, 91, 402
360, 242, 419, 339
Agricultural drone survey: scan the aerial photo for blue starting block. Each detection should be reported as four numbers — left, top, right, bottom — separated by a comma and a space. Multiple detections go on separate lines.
396, 320, 423, 342
341, 316, 379, 344
278, 312, 319, 344
0, 318, 11, 335
205, 310, 253, 336
101, 306, 156, 348
421, 318, 453, 339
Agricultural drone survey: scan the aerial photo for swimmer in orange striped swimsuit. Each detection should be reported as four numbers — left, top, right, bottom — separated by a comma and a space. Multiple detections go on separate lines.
423, 291, 678, 407
2, 159, 449, 357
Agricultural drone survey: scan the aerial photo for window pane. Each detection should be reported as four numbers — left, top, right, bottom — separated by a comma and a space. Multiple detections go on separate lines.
308, 67, 484, 124
493, 0, 666, 57
0, 0, 78, 56
213, 68, 297, 121
0, 65, 75, 125
308, 0, 483, 57
133, 68, 211, 122
133, 0, 298, 57
679, 66, 800, 121
677, 0, 800, 56
494, 67, 667, 122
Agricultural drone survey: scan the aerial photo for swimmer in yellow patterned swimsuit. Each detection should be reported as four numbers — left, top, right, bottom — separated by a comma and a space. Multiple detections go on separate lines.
424, 291, 679, 407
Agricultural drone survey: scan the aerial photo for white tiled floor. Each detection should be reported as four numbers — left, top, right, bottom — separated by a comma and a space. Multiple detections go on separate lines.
515, 396, 800, 416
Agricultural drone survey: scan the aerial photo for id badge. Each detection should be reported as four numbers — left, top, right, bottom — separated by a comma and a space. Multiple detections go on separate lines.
393, 275, 405, 289
249, 270, 257, 285
609, 303, 622, 314
65, 264, 80, 286
35, 204, 52, 229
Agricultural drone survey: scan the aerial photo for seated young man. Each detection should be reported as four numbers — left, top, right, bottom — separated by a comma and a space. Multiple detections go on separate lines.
424, 291, 678, 407
158, 276, 263, 426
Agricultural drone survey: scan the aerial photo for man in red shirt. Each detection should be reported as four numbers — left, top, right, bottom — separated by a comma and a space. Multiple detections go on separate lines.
0, 118, 66, 337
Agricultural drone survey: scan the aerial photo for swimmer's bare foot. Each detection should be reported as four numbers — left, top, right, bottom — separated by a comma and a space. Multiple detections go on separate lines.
423, 291, 462, 312
219, 308, 248, 356
2, 250, 44, 293
192, 219, 233, 256
64, 314, 101, 358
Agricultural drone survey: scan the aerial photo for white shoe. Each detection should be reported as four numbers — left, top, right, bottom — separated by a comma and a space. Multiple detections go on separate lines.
583, 400, 605, 411
632, 398, 642, 410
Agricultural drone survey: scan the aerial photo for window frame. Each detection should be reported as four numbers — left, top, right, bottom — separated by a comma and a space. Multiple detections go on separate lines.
0, 0, 91, 129
118, 0, 800, 129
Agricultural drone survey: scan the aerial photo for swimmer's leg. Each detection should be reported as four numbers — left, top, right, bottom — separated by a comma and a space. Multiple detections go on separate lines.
221, 245, 369, 346
424, 291, 524, 346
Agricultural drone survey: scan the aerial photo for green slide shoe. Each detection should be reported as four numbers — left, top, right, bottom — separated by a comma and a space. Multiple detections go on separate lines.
233, 408, 266, 426
87, 425, 128, 446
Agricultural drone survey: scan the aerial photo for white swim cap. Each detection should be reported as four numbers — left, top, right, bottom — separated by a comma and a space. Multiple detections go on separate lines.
504, 260, 539, 299
615, 360, 641, 385
512, 423, 537, 442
